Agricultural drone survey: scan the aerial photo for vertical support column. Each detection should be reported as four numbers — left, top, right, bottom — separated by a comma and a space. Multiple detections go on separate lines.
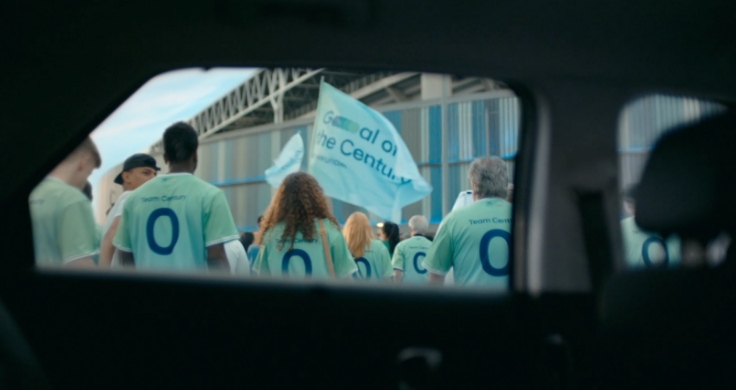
269, 69, 286, 124
441, 76, 450, 217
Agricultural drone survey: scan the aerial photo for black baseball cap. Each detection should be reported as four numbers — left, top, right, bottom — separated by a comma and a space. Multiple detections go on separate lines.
114, 153, 161, 185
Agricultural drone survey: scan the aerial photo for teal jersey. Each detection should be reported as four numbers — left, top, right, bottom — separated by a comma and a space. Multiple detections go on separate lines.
423, 197, 511, 288
392, 235, 433, 283
621, 217, 680, 268
353, 239, 392, 281
113, 173, 239, 270
253, 218, 357, 279
29, 177, 99, 265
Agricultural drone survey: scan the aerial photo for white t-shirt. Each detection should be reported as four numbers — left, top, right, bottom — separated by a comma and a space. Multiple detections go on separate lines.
225, 240, 249, 275
103, 191, 132, 267
452, 190, 474, 211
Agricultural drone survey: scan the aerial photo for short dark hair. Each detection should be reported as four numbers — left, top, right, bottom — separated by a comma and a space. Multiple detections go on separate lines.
82, 181, 93, 201
163, 122, 198, 163
240, 232, 255, 250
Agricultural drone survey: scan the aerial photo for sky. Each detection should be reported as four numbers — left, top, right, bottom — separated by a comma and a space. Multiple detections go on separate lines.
89, 67, 256, 193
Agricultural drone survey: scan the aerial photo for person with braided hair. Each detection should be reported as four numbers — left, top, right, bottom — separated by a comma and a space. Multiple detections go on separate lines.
252, 172, 357, 279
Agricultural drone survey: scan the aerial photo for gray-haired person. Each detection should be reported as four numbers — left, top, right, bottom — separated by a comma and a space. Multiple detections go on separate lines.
392, 215, 433, 284
423, 157, 512, 288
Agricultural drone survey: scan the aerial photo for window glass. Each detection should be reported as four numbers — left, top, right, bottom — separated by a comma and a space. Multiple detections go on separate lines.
618, 94, 727, 269
30, 68, 520, 291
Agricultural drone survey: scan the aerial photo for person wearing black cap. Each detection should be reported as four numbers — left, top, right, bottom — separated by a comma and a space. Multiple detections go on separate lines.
99, 153, 160, 267
113, 122, 239, 271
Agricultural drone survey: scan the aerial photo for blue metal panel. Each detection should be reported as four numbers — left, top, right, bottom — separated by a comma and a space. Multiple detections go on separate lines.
487, 99, 500, 157
430, 166, 443, 223
428, 106, 442, 164
332, 197, 344, 223
472, 100, 487, 157
384, 110, 402, 134
446, 103, 459, 161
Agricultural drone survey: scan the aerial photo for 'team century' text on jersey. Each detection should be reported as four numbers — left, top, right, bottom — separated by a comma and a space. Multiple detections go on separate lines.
423, 197, 511, 288
113, 173, 239, 270
392, 235, 433, 283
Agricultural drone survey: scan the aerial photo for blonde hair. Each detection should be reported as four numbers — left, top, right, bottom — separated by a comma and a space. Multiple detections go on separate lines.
343, 212, 374, 258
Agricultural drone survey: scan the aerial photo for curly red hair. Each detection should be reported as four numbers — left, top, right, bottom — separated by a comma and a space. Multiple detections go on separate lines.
257, 172, 339, 250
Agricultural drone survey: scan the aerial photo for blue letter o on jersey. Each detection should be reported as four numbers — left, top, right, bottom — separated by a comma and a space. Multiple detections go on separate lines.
355, 257, 372, 279
282, 249, 312, 275
642, 236, 669, 267
146, 208, 180, 255
479, 229, 510, 277
413, 252, 427, 274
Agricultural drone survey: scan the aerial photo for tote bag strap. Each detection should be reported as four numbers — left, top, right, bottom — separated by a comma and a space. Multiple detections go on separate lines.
318, 219, 335, 278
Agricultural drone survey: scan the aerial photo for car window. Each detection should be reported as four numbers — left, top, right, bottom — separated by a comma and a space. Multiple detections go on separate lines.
29, 68, 520, 291
618, 94, 727, 269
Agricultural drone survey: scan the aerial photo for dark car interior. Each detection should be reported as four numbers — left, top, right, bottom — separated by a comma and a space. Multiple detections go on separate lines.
1, 0, 735, 388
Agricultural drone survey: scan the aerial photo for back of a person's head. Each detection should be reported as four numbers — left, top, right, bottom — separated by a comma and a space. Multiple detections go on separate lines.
343, 212, 373, 258
381, 221, 400, 253
468, 157, 508, 199
163, 122, 198, 163
259, 172, 338, 249
67, 137, 102, 168
408, 215, 429, 235
240, 232, 255, 250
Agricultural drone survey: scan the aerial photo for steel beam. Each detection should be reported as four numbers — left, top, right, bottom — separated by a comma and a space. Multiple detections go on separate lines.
188, 68, 324, 140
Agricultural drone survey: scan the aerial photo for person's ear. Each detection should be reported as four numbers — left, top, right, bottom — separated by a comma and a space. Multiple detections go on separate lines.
77, 155, 89, 172
121, 171, 131, 184
192, 150, 198, 164
163, 153, 170, 164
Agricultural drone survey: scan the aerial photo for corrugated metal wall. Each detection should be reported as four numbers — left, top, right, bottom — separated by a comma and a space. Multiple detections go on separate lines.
618, 95, 726, 190
192, 94, 521, 231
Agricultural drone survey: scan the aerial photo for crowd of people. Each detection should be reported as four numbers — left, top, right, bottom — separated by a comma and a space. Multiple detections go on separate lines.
37, 120, 649, 288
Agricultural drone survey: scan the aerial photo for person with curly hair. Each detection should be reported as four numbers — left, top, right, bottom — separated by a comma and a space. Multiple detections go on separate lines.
252, 172, 357, 279
343, 212, 392, 281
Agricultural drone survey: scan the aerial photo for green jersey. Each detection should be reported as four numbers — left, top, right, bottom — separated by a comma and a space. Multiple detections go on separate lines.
353, 239, 392, 281
621, 217, 680, 268
392, 235, 433, 284
113, 173, 239, 270
29, 177, 99, 265
253, 218, 357, 279
423, 197, 511, 288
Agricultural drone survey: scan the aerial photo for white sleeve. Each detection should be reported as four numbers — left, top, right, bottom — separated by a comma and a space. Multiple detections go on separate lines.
224, 240, 249, 276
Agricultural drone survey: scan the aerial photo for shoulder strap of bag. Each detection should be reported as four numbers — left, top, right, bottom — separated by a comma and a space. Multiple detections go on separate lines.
318, 219, 335, 278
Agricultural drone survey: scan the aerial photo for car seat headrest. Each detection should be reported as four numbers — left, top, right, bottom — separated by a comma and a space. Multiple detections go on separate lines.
636, 111, 736, 241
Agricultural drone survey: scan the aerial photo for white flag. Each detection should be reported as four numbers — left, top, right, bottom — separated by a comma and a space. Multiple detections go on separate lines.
265, 133, 304, 188
308, 80, 432, 222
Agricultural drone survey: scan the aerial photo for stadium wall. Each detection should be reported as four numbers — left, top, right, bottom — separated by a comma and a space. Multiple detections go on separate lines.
96, 90, 521, 230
